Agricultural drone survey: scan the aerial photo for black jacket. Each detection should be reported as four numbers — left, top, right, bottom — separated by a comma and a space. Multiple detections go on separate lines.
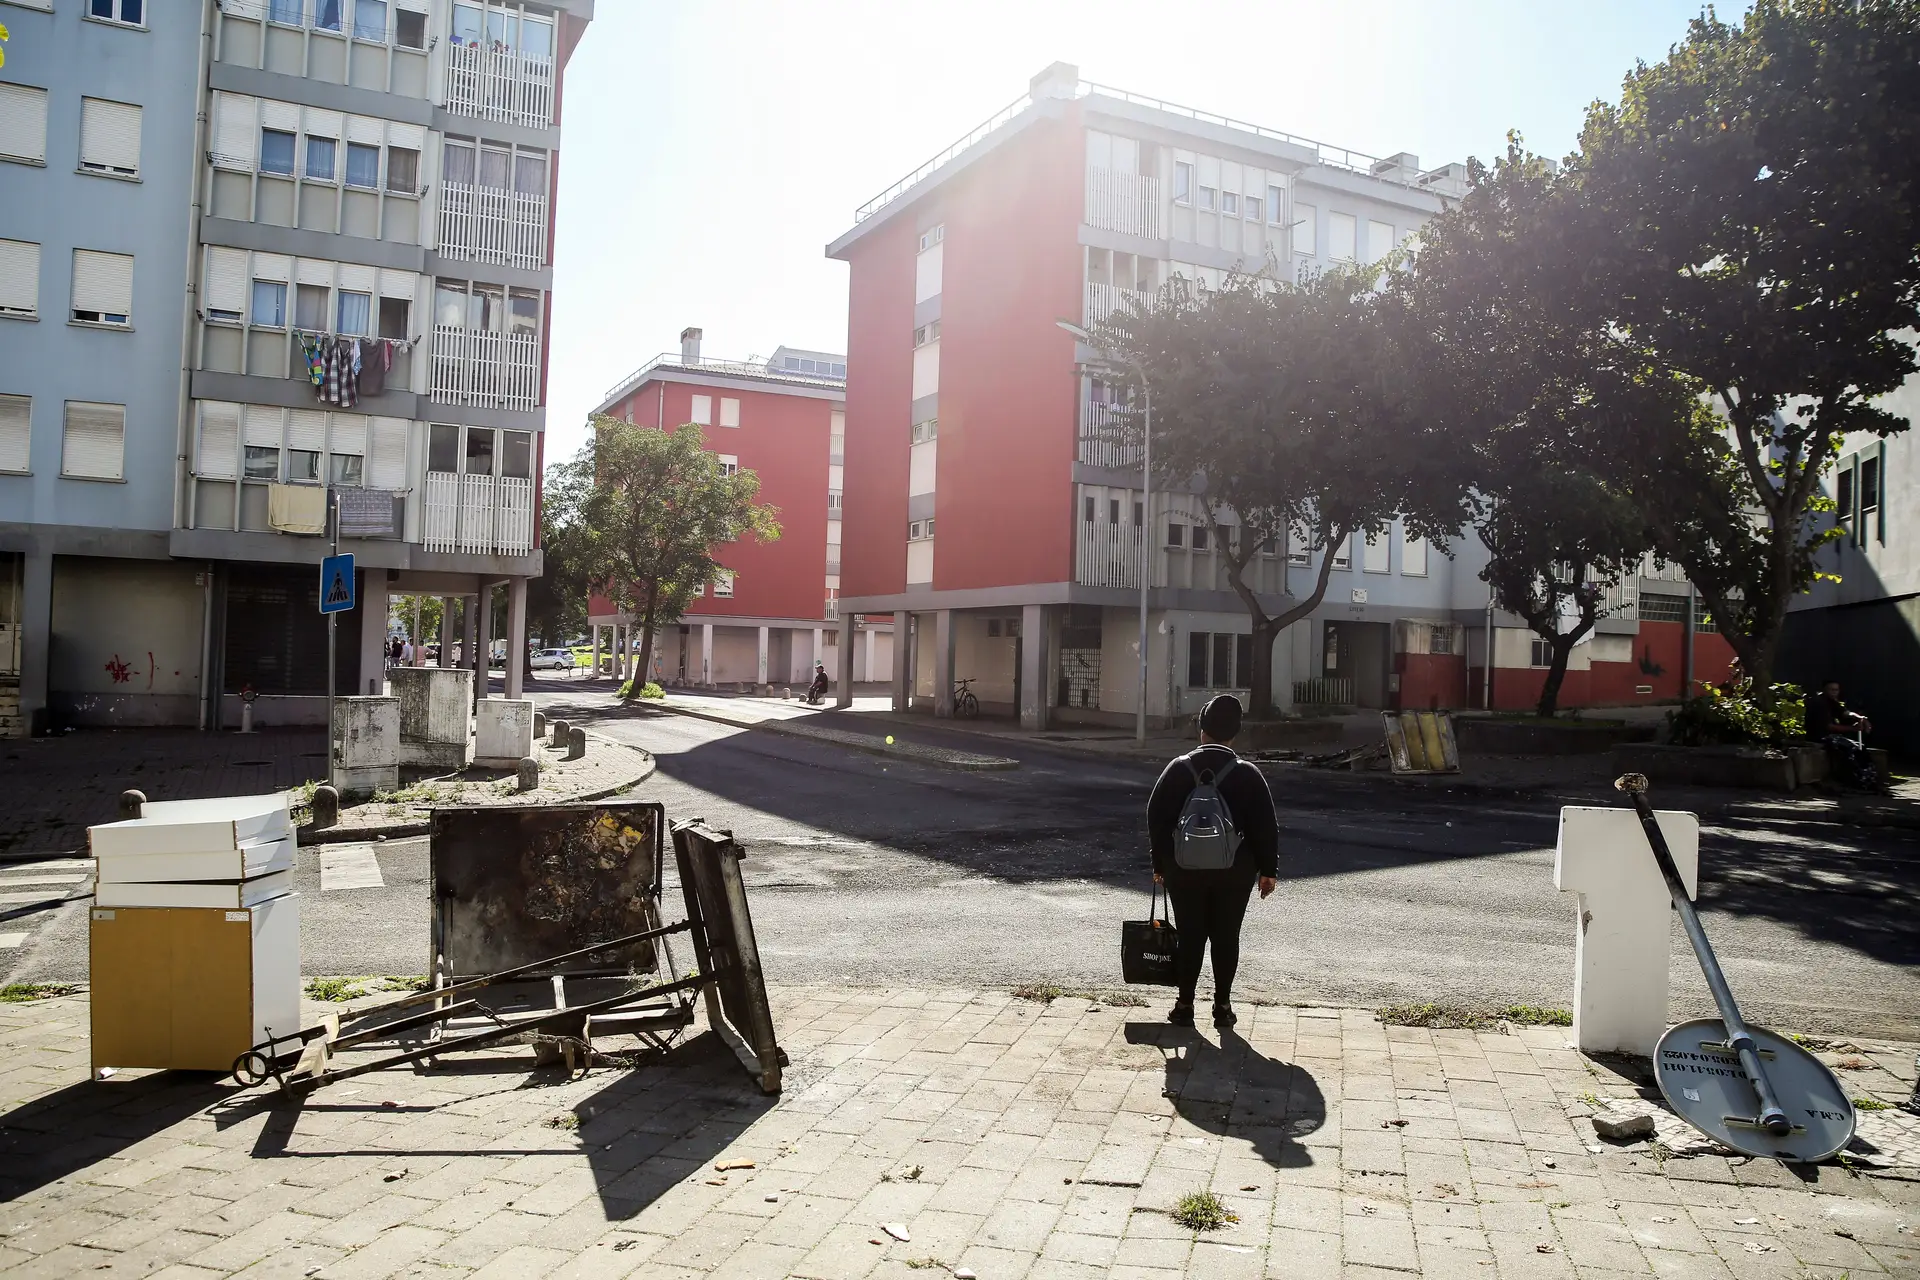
1147, 744, 1280, 883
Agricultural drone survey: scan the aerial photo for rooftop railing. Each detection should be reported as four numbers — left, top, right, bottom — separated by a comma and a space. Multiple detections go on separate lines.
597, 352, 845, 414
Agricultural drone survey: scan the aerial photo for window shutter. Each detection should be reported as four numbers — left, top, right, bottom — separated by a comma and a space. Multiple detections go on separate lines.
305, 108, 344, 141
80, 99, 143, 176
379, 269, 416, 300
72, 250, 134, 318
244, 404, 283, 448
62, 402, 125, 481
260, 99, 301, 132
296, 258, 333, 286
204, 246, 248, 315
253, 252, 291, 282
0, 395, 30, 473
0, 84, 49, 164
720, 397, 741, 428
196, 401, 241, 479
212, 93, 257, 169
337, 262, 376, 294
690, 395, 712, 425
330, 413, 368, 456
387, 122, 425, 152
286, 409, 328, 452
0, 239, 40, 316
346, 115, 384, 145
366, 416, 409, 488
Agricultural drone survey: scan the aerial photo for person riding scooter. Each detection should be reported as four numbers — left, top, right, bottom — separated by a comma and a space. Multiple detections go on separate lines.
804, 662, 831, 705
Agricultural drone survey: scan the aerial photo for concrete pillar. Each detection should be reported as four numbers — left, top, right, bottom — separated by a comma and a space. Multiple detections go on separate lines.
462, 594, 477, 681
504, 576, 527, 699
358, 569, 390, 696
701, 623, 714, 687
811, 627, 825, 684
756, 625, 769, 688
891, 610, 910, 711
835, 613, 855, 708
591, 624, 601, 679
934, 609, 955, 717
1020, 603, 1049, 731
475, 581, 494, 704
17, 546, 52, 735
438, 596, 455, 666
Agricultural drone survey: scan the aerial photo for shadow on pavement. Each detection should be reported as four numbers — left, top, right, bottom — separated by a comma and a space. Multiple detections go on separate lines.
0, 1070, 233, 1203
1125, 1022, 1326, 1168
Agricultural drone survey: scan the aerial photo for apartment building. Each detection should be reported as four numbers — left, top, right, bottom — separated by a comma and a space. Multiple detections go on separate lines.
588, 330, 893, 690
0, 0, 592, 735
823, 63, 1731, 726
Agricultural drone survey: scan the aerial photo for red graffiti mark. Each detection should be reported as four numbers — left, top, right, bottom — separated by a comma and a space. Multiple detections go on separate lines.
104, 655, 132, 684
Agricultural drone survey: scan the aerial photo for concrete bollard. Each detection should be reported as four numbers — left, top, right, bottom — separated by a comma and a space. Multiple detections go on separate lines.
550, 718, 570, 748
566, 726, 586, 760
311, 784, 340, 829
517, 757, 540, 792
118, 789, 145, 821
533, 711, 546, 740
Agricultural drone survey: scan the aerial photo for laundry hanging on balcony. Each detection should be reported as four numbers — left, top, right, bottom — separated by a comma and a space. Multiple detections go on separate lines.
294, 334, 410, 409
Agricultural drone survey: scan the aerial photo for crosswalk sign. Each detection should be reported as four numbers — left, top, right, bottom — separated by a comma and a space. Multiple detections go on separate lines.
320, 553, 356, 614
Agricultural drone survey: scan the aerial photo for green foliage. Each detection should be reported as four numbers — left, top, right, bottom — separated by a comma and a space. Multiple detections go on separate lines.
1668, 682, 1806, 746
616, 680, 664, 700
0, 983, 79, 1003
1501, 1005, 1573, 1027
1853, 1097, 1893, 1112
1171, 1190, 1238, 1232
1377, 1002, 1500, 1030
304, 977, 358, 1002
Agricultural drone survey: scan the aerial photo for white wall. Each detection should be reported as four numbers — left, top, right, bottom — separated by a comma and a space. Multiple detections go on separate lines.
908, 440, 937, 495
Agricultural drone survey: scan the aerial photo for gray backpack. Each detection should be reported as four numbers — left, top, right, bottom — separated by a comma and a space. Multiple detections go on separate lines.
1174, 752, 1242, 870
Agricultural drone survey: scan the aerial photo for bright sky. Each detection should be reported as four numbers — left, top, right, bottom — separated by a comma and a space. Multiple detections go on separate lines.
544, 0, 1718, 469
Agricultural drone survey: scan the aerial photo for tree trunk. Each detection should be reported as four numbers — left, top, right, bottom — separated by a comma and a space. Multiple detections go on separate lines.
1537, 635, 1576, 718
629, 582, 660, 696
1249, 619, 1280, 717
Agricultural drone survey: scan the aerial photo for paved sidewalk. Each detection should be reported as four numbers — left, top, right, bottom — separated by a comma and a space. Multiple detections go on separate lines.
3, 986, 1917, 1278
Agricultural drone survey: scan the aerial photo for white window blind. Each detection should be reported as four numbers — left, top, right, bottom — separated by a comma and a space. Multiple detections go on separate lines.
346, 115, 384, 145
62, 402, 125, 480
690, 394, 712, 425
80, 99, 143, 176
244, 404, 283, 448
196, 402, 241, 479
72, 249, 134, 321
330, 414, 368, 456
1292, 203, 1316, 256
388, 122, 425, 152
0, 84, 49, 164
306, 108, 345, 140
379, 268, 416, 300
0, 239, 39, 317
366, 416, 408, 487
260, 99, 301, 132
1403, 533, 1429, 577
212, 94, 257, 169
286, 409, 328, 452
1364, 530, 1390, 572
720, 397, 740, 428
296, 258, 333, 286
204, 246, 249, 316
0, 395, 30, 473
1328, 212, 1357, 262
337, 262, 376, 293
253, 252, 292, 282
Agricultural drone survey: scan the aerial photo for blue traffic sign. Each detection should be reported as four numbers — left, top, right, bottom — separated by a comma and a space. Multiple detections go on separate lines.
320, 553, 356, 614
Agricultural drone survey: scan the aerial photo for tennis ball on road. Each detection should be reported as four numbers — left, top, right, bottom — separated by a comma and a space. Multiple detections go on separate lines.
886, 735, 895, 745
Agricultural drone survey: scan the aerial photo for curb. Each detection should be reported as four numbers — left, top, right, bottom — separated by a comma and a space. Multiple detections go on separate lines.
296, 735, 657, 845
645, 700, 1021, 771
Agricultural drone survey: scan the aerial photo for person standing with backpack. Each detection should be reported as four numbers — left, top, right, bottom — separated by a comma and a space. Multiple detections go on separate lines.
1147, 694, 1280, 1028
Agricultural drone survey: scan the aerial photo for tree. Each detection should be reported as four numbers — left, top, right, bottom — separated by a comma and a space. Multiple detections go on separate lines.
1096, 266, 1455, 717
546, 416, 780, 695
1571, 0, 1920, 687
390, 593, 444, 659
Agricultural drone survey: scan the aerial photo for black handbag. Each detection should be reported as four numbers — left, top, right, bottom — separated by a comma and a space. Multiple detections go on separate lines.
1121, 882, 1180, 986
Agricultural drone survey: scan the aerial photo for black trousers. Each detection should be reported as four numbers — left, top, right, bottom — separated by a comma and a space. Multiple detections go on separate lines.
1166, 873, 1256, 1004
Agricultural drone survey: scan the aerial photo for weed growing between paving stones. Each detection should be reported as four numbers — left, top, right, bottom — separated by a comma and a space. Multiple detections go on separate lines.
1855, 1097, 1893, 1111
304, 977, 358, 1002
1013, 982, 1147, 1007
1172, 1190, 1238, 1232
1501, 1004, 1573, 1026
1378, 1001, 1572, 1029
545, 1113, 581, 1129
0, 983, 80, 1003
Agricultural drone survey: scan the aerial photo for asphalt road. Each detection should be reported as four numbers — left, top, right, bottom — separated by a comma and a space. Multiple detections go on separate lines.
7, 707, 1916, 1040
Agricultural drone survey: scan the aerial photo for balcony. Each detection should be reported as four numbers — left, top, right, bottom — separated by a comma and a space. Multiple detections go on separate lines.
423, 471, 534, 556
1078, 399, 1141, 468
824, 598, 840, 621
430, 326, 540, 411
1085, 282, 1152, 327
444, 40, 554, 129
1086, 168, 1162, 239
439, 180, 548, 270
1076, 519, 1143, 589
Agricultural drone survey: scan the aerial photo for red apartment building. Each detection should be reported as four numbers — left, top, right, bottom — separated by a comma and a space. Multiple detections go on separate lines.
821, 63, 1731, 725
587, 330, 892, 688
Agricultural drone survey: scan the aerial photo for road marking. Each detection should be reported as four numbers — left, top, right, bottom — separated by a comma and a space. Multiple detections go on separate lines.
0, 932, 26, 949
0, 891, 67, 905
0, 875, 88, 887
320, 845, 385, 892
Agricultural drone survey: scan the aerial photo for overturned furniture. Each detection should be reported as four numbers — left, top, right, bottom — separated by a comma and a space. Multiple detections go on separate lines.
231, 803, 785, 1097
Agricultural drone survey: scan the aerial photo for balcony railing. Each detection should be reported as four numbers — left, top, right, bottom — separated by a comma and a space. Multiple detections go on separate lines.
1085, 282, 1152, 328
1086, 168, 1162, 239
439, 180, 547, 270
444, 41, 554, 129
1294, 676, 1355, 706
430, 326, 540, 411
422, 470, 534, 556
1078, 400, 1141, 468
824, 598, 840, 621
1076, 519, 1143, 589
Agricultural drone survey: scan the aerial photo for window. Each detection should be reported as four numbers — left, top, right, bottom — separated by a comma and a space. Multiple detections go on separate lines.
88, 0, 144, 24
720, 397, 740, 428
287, 447, 321, 482
712, 570, 735, 598
507, 288, 540, 335
1835, 464, 1854, 526
911, 417, 938, 445
690, 394, 712, 426
71, 249, 133, 326
345, 142, 379, 188
1367, 219, 1395, 265
0, 395, 29, 473
909, 519, 935, 541
513, 152, 547, 196
1221, 191, 1238, 217
828, 490, 844, 513
1198, 186, 1216, 212
336, 290, 371, 336
79, 98, 142, 177
353, 0, 387, 40
918, 225, 944, 252
1187, 632, 1208, 686
1082, 496, 1095, 523
465, 426, 494, 477
378, 296, 408, 340
1246, 195, 1263, 223
251, 280, 287, 327
717, 454, 739, 478
1165, 520, 1184, 548
914, 320, 941, 347
1530, 638, 1554, 668
1108, 497, 1121, 524
260, 129, 296, 176
295, 283, 329, 331
0, 239, 40, 318
1192, 524, 1210, 552
331, 452, 364, 486
314, 0, 342, 31
305, 136, 337, 181
244, 445, 279, 480
427, 423, 458, 472
1134, 501, 1144, 528
1429, 625, 1453, 655
396, 8, 427, 47
386, 146, 419, 194
1363, 530, 1389, 573
1332, 532, 1351, 570
1173, 161, 1192, 203
1287, 527, 1309, 566
502, 431, 532, 478
1860, 455, 1881, 528
1186, 631, 1247, 688
1638, 592, 1689, 624
1402, 533, 1428, 577
0, 84, 49, 165
1292, 203, 1316, 255
269, 0, 302, 23
1329, 212, 1357, 262
62, 401, 124, 480
1267, 184, 1284, 225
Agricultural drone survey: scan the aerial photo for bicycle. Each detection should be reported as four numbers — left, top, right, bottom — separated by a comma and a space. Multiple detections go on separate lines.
952, 677, 980, 719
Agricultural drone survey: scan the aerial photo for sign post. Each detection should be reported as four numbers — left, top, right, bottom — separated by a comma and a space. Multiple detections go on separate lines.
319, 498, 355, 788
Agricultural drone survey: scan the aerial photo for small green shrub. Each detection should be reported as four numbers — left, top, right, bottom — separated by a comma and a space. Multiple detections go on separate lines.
617, 680, 665, 700
1172, 1190, 1238, 1231
1500, 1005, 1573, 1027
1853, 1097, 1893, 1112
1668, 682, 1805, 747
304, 977, 359, 1002
0, 983, 81, 1003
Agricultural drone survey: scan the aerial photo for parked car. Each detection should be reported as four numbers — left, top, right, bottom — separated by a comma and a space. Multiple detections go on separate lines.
530, 648, 577, 671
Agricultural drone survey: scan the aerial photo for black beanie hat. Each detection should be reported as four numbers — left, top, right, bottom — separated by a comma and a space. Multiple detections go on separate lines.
1199, 694, 1242, 741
